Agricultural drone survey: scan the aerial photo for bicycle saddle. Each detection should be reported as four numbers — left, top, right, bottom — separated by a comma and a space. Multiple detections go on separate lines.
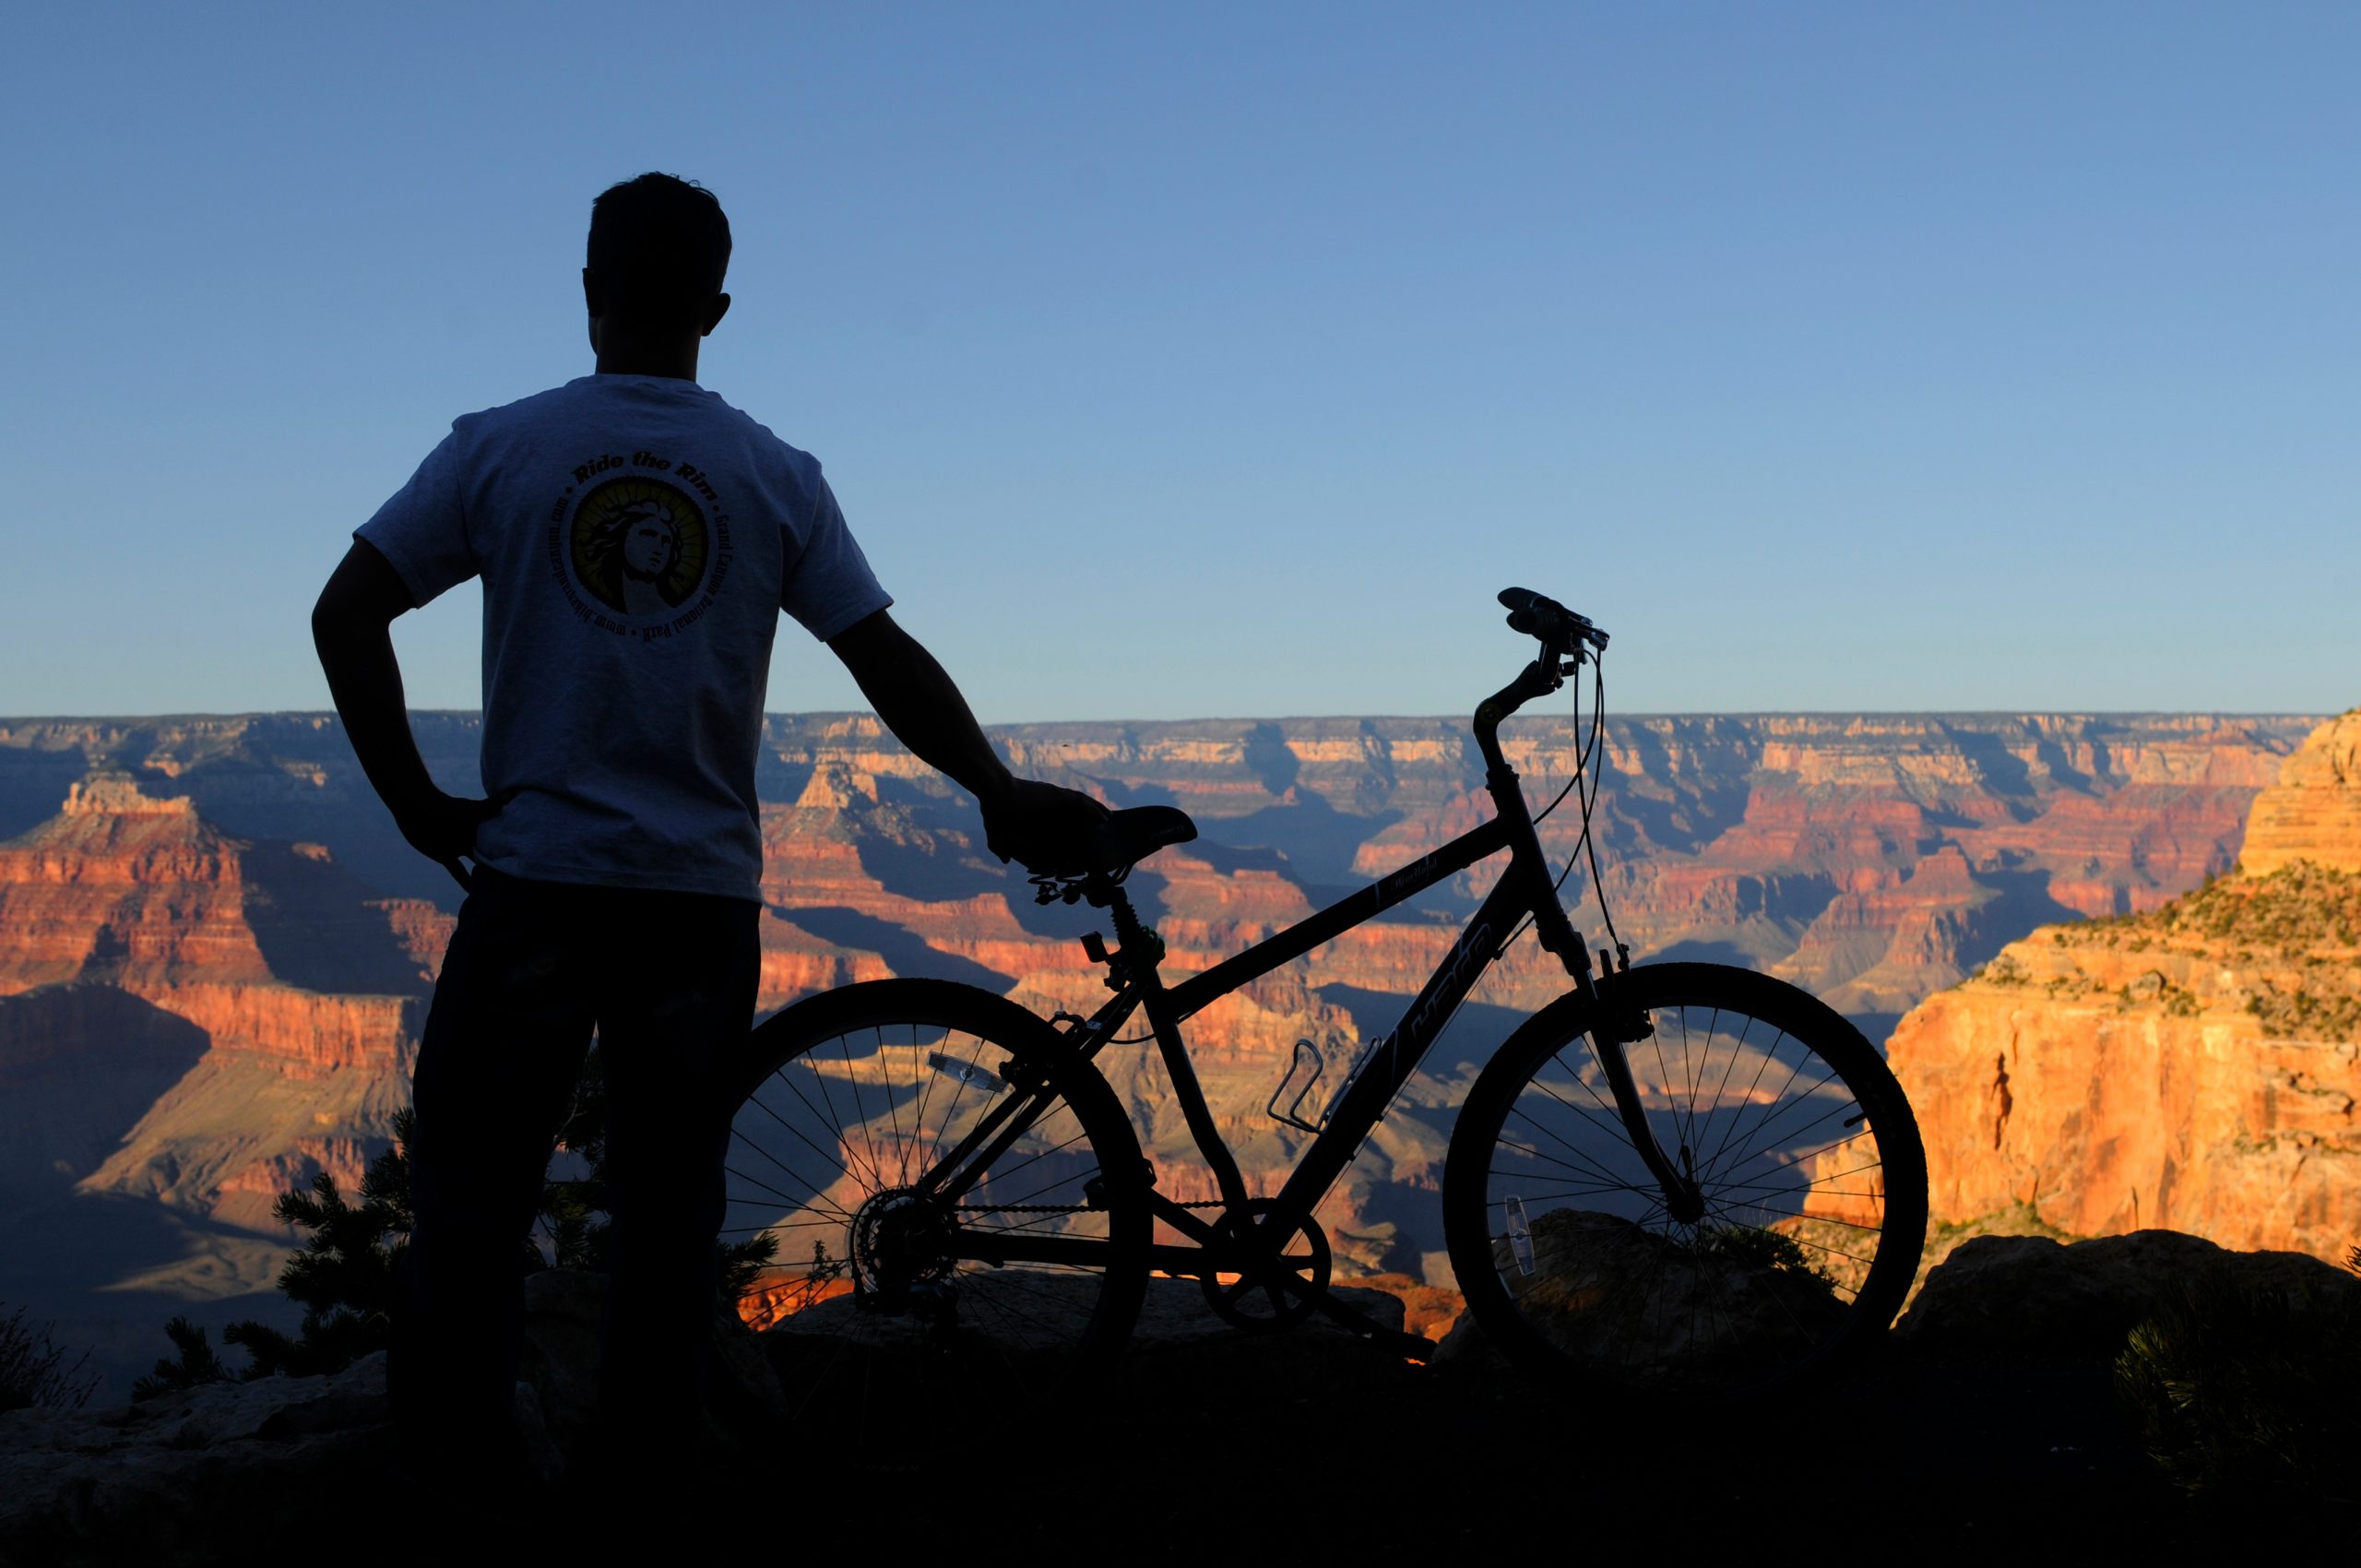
1035, 804, 1197, 881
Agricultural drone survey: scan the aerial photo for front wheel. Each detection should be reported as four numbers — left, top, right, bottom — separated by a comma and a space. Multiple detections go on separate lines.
722, 980, 1150, 1431
1442, 963, 1928, 1403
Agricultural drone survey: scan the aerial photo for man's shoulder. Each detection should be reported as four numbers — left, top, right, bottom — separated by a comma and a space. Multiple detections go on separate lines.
449, 379, 595, 433
435, 380, 831, 503
705, 393, 817, 464
703, 396, 829, 502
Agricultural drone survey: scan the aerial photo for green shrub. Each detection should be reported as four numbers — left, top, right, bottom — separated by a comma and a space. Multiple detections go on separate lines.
2114, 1261, 2361, 1504
0, 1305, 97, 1412
132, 1315, 234, 1400
136, 1050, 776, 1395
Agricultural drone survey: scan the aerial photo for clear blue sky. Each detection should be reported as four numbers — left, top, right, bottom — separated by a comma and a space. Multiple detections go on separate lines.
3, 3, 2353, 720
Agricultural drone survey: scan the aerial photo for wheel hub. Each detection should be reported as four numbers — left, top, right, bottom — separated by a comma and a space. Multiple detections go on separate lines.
849, 1187, 954, 1314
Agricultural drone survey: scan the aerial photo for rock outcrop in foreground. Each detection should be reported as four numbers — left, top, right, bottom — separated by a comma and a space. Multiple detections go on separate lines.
1895, 1228, 2359, 1355
1892, 710, 2361, 1262
6, 1236, 2352, 1562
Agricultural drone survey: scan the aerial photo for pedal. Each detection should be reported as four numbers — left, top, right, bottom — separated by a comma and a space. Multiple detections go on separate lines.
1504, 1194, 1536, 1277
1265, 1038, 1329, 1134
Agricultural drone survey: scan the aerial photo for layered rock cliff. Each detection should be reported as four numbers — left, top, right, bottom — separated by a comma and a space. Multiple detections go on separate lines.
0, 776, 421, 1237
1892, 710, 2361, 1263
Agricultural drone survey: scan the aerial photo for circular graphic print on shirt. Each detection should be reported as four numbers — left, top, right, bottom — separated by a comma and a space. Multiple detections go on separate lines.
567, 476, 712, 619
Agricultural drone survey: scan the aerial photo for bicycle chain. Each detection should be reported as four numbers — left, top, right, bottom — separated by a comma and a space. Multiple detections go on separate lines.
955, 1198, 1228, 1216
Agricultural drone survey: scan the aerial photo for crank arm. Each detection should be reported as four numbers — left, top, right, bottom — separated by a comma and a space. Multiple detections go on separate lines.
1304, 1288, 1434, 1362
1147, 1196, 1433, 1362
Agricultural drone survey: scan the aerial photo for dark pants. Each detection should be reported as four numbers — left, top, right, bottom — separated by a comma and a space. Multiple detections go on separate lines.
391, 865, 760, 1480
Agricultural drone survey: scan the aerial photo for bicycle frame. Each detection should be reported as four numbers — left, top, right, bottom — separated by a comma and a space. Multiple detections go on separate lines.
913, 653, 1699, 1345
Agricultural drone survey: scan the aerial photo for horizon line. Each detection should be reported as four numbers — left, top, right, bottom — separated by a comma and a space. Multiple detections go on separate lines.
0, 707, 2341, 729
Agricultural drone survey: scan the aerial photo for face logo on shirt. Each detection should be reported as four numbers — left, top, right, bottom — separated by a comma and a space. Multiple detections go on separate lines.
568, 477, 712, 619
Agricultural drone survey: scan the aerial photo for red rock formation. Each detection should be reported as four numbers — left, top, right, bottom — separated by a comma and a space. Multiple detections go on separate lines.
210, 1136, 378, 1233
0, 780, 269, 992
370, 898, 455, 985
2240, 709, 2361, 875
0, 778, 420, 1232
1889, 712, 2361, 1264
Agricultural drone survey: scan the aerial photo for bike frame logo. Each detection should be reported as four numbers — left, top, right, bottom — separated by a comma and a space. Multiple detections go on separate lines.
1370, 919, 1491, 1084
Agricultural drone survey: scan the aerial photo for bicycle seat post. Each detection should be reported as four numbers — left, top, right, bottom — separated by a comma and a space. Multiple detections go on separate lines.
1090, 878, 1255, 1218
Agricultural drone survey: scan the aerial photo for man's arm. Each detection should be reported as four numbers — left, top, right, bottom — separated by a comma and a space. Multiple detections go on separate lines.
312, 540, 502, 888
828, 609, 1106, 870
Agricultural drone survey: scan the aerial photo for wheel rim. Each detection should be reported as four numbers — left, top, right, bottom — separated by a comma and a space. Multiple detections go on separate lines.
723, 999, 1141, 1430
1466, 970, 1921, 1399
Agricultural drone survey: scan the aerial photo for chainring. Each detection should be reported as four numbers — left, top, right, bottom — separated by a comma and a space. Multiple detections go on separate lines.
1201, 1201, 1332, 1332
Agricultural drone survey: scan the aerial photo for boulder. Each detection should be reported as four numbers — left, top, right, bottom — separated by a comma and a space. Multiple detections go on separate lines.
0, 1349, 394, 1560
1897, 1230, 2361, 1360
0, 1266, 798, 1560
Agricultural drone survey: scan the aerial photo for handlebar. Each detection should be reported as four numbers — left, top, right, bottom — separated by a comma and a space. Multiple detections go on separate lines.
1473, 587, 1608, 776
1499, 587, 1608, 658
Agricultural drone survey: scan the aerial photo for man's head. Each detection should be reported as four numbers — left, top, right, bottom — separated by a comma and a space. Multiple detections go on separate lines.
584, 172, 732, 335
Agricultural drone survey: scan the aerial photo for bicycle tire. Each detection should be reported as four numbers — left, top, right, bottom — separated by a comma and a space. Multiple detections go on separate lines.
722, 979, 1150, 1429
1442, 962, 1928, 1403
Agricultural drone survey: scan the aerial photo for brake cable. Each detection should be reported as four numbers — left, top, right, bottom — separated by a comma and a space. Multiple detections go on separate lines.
1572, 654, 1626, 956
1500, 647, 1622, 956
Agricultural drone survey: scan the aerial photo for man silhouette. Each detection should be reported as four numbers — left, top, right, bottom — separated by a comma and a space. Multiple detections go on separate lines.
311, 172, 1104, 1510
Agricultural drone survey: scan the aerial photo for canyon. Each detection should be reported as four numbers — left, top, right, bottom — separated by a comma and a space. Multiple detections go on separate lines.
1891, 709, 2361, 1264
0, 708, 2323, 1389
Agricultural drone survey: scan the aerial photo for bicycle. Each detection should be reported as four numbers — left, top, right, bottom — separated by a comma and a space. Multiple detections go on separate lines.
722, 588, 1928, 1420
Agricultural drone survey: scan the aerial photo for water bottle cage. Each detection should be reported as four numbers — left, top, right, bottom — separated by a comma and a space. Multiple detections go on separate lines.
1265, 1039, 1331, 1134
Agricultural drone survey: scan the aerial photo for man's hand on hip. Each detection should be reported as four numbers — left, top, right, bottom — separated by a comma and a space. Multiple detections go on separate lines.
391, 787, 509, 891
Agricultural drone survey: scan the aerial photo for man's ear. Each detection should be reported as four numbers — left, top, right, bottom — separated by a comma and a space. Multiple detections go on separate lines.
702, 292, 731, 338
582, 267, 607, 317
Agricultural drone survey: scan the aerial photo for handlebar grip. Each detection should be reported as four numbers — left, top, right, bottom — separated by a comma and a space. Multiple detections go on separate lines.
1498, 586, 1553, 637
1497, 587, 1605, 652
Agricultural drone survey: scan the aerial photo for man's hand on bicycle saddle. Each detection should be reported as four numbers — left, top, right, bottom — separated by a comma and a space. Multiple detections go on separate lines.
979, 778, 1111, 876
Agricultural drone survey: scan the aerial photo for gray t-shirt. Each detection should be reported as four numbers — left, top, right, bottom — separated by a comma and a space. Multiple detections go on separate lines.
358, 374, 891, 901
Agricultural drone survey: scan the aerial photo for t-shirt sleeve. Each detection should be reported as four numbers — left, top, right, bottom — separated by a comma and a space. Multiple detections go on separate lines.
354, 429, 478, 607
782, 469, 894, 641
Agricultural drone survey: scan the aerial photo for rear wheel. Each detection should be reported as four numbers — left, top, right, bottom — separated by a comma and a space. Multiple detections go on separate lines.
1442, 963, 1927, 1403
723, 980, 1149, 1433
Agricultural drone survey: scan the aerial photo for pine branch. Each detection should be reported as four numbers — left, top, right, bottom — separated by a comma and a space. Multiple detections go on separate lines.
133, 1316, 234, 1401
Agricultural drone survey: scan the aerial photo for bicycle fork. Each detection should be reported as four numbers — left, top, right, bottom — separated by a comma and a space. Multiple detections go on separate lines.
1486, 732, 1707, 1230
1574, 957, 1707, 1227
